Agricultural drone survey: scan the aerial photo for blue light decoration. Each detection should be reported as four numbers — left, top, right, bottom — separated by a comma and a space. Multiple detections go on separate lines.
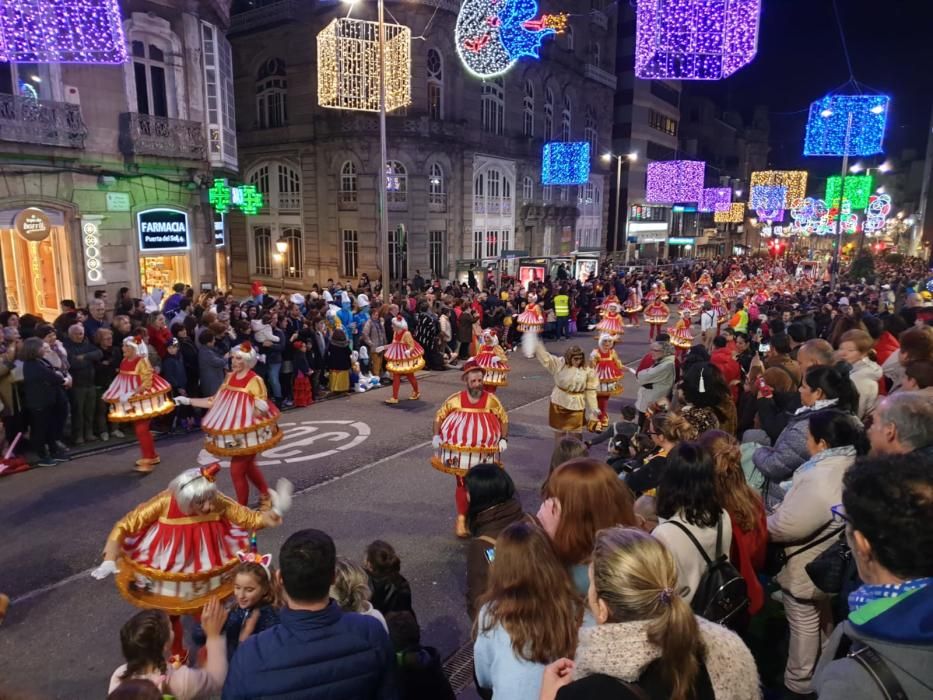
541, 142, 591, 186
455, 0, 568, 79
645, 160, 705, 203
751, 185, 786, 211
803, 94, 890, 157
863, 194, 892, 234
699, 187, 731, 213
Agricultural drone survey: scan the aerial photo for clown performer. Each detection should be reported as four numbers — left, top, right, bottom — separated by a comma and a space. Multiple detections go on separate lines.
175, 342, 282, 507
471, 329, 510, 392
516, 292, 544, 333
431, 360, 509, 538
527, 333, 599, 442
91, 464, 291, 664
594, 301, 625, 342
380, 315, 424, 404
668, 308, 695, 360
643, 296, 671, 340
622, 285, 642, 326
590, 334, 624, 432
103, 332, 174, 473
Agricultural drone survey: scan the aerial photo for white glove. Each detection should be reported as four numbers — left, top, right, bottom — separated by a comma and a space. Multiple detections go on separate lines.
498, 438, 508, 452
269, 478, 294, 517
432, 435, 442, 450
254, 398, 269, 414
91, 560, 119, 580
174, 395, 191, 405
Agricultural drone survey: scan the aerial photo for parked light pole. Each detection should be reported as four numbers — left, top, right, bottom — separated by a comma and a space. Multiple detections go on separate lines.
602, 151, 638, 264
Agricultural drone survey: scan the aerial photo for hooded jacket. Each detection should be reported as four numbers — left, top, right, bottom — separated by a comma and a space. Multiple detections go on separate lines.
848, 358, 882, 420
814, 584, 933, 700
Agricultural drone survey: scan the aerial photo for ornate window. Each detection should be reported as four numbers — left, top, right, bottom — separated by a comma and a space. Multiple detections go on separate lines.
248, 161, 301, 278
561, 95, 572, 141
281, 227, 303, 278
522, 80, 534, 137
256, 57, 287, 128
131, 40, 169, 117
276, 164, 301, 210
385, 161, 408, 205
252, 226, 272, 276
473, 165, 515, 258
522, 176, 534, 202
340, 161, 358, 206
428, 162, 446, 210
544, 88, 554, 140
481, 78, 504, 135
427, 48, 443, 120
584, 105, 598, 155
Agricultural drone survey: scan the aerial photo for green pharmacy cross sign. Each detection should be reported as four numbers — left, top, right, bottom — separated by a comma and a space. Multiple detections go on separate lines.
208, 179, 264, 215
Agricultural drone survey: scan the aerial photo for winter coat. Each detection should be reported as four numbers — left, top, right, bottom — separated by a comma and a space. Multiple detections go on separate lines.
634, 355, 676, 413
94, 346, 120, 389
22, 358, 68, 411
457, 311, 474, 343
147, 324, 173, 359
814, 583, 933, 700
221, 603, 396, 700
653, 509, 733, 605
258, 330, 285, 365
753, 405, 832, 485
198, 345, 227, 397
848, 358, 882, 420
755, 391, 802, 444
873, 331, 899, 368
325, 344, 352, 371
63, 336, 102, 387
466, 498, 526, 619
160, 354, 187, 392
395, 645, 456, 700
559, 617, 760, 700
767, 447, 854, 600
729, 505, 768, 615
368, 572, 413, 617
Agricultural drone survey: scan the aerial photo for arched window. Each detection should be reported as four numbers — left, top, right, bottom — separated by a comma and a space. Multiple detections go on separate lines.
523, 80, 534, 137
543, 185, 552, 202
584, 105, 598, 155
276, 164, 301, 210
385, 161, 407, 205
249, 165, 269, 201
248, 161, 302, 278
473, 166, 514, 256
522, 176, 534, 202
340, 161, 358, 206
427, 48, 443, 121
481, 78, 504, 135
561, 95, 572, 141
544, 88, 554, 140
281, 227, 303, 278
131, 40, 169, 117
256, 57, 287, 128
253, 226, 272, 276
428, 162, 446, 210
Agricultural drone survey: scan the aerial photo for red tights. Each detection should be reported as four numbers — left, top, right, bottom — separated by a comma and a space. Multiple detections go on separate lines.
455, 476, 468, 516
597, 395, 609, 424
134, 420, 157, 459
230, 454, 269, 506
649, 323, 660, 340
391, 373, 419, 399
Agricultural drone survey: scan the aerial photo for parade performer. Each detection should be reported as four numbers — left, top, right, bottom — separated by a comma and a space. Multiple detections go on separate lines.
599, 291, 621, 317
516, 292, 544, 332
594, 301, 625, 342
668, 309, 695, 359
711, 293, 728, 335
697, 269, 713, 288
527, 333, 599, 441
622, 286, 642, 326
175, 342, 282, 507
103, 332, 174, 473
590, 334, 624, 432
91, 463, 290, 663
381, 315, 423, 404
431, 360, 509, 538
644, 297, 671, 340
678, 277, 695, 301
471, 329, 510, 392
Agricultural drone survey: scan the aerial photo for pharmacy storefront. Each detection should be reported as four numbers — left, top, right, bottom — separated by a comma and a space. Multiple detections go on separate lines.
137, 208, 193, 293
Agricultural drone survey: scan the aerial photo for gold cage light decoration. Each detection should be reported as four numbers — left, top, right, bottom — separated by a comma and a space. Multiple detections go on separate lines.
714, 202, 746, 223
317, 17, 412, 112
749, 171, 808, 207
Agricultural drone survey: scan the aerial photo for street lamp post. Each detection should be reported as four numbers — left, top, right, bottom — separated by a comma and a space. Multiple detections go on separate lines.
275, 240, 289, 295
602, 151, 637, 264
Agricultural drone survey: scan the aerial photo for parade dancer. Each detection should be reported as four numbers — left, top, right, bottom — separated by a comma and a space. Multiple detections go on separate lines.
599, 291, 621, 318
91, 463, 289, 664
644, 296, 670, 340
471, 329, 510, 392
516, 292, 544, 359
381, 315, 423, 404
103, 333, 174, 473
594, 301, 625, 342
176, 342, 283, 507
526, 333, 599, 442
622, 285, 642, 327
431, 360, 509, 538
668, 308, 695, 360
590, 334, 624, 432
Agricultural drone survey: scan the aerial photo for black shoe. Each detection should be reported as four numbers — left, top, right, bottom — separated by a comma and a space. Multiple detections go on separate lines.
51, 450, 69, 463
36, 454, 57, 468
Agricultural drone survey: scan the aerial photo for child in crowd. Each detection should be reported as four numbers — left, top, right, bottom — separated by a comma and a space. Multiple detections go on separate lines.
325, 328, 352, 393
330, 557, 388, 631
160, 338, 190, 432
364, 539, 414, 616
290, 339, 313, 407
107, 679, 162, 700
250, 317, 277, 345
585, 404, 639, 464
386, 611, 456, 700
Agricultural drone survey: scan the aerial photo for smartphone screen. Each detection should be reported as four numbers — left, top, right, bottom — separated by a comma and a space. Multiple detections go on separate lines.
484, 547, 495, 563
758, 342, 771, 354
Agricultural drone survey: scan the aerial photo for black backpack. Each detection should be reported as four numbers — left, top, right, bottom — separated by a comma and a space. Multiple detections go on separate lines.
666, 517, 749, 628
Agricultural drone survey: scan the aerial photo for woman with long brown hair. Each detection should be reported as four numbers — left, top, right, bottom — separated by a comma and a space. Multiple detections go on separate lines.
539, 527, 760, 700
699, 430, 767, 617
538, 458, 637, 595
473, 521, 583, 700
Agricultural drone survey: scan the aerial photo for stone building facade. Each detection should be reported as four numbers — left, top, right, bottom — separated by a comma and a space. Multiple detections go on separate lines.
227, 0, 617, 291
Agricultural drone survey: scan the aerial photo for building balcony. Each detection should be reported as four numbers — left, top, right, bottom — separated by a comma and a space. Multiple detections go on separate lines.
120, 113, 207, 161
590, 9, 608, 29
584, 64, 618, 90
230, 0, 298, 35
428, 192, 447, 212
0, 94, 87, 149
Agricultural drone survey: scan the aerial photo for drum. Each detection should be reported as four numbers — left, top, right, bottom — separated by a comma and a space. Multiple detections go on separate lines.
387, 355, 425, 375
431, 444, 502, 477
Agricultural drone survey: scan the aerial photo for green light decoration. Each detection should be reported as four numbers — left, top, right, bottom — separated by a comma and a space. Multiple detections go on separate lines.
825, 174, 873, 211
208, 179, 264, 216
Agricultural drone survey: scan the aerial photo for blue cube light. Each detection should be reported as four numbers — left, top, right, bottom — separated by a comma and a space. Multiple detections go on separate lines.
804, 94, 890, 157
541, 142, 591, 186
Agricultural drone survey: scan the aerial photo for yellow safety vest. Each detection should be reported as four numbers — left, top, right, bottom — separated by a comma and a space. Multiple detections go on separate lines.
554, 294, 570, 317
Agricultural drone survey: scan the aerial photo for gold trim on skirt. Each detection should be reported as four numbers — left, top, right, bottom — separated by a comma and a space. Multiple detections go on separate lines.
549, 403, 584, 432
329, 369, 350, 392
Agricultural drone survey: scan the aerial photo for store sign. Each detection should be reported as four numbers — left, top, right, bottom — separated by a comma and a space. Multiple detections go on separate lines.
106, 192, 131, 212
138, 209, 190, 252
14, 208, 51, 242
83, 219, 106, 286
668, 237, 696, 245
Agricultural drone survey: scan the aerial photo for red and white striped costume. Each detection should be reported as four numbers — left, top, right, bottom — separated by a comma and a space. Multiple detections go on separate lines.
595, 309, 625, 340
516, 300, 544, 332
384, 329, 425, 373
591, 347, 623, 396
102, 356, 173, 422
431, 389, 508, 477
644, 300, 671, 325
669, 314, 695, 349
472, 334, 509, 389
201, 370, 280, 448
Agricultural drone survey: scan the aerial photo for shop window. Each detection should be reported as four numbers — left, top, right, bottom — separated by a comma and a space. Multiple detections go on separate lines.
140, 255, 191, 295
253, 226, 272, 276
281, 227, 303, 278
341, 229, 358, 278
255, 57, 287, 129
0, 217, 74, 319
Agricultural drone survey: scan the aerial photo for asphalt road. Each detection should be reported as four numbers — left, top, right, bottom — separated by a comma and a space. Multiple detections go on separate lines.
0, 325, 653, 699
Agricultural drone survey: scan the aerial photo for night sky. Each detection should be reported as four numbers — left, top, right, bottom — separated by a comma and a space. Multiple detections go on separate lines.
683, 0, 933, 176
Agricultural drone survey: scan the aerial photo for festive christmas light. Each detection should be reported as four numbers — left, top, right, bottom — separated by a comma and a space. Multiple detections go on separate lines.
750, 171, 808, 206
541, 142, 591, 185
208, 179, 264, 216
863, 194, 892, 234
714, 202, 745, 223
455, 0, 565, 79
825, 174, 873, 211
635, 0, 761, 80
750, 185, 786, 212
699, 187, 731, 212
804, 94, 890, 157
645, 160, 705, 204
318, 18, 411, 112
0, 0, 127, 63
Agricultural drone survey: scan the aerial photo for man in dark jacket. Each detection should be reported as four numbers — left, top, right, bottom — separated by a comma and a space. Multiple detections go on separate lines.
63, 323, 102, 444
197, 330, 227, 398
223, 529, 397, 700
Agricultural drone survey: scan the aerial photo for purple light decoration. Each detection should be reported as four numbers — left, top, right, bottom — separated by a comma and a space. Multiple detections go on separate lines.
0, 0, 127, 64
699, 187, 731, 212
646, 160, 705, 204
803, 94, 890, 157
751, 184, 787, 211
635, 0, 761, 80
